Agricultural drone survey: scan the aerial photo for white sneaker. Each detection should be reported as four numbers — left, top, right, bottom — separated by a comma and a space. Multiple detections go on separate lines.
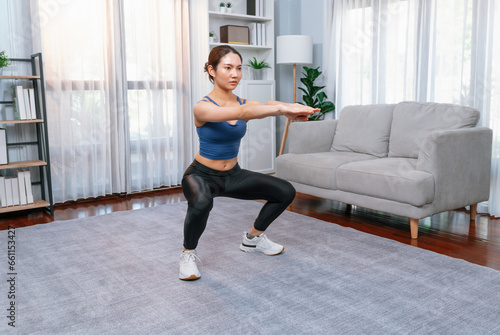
179, 250, 201, 281
240, 232, 284, 255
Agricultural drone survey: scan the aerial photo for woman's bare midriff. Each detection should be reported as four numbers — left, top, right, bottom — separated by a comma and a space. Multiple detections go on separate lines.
195, 152, 238, 171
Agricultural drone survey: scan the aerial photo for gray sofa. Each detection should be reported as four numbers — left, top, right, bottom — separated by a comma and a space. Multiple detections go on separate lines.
276, 101, 492, 238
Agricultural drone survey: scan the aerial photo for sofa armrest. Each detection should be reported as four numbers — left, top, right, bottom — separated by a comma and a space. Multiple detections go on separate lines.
416, 127, 492, 208
288, 120, 338, 154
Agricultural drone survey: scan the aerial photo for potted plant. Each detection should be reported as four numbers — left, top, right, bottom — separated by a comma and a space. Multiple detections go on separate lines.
247, 57, 271, 80
0, 50, 11, 74
226, 2, 232, 13
209, 32, 214, 44
219, 2, 226, 13
298, 66, 335, 120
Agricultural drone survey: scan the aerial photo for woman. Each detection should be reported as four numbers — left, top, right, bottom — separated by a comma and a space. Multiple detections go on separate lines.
179, 45, 319, 280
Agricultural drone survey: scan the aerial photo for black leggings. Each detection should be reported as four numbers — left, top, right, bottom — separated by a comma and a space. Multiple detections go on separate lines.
181, 160, 296, 249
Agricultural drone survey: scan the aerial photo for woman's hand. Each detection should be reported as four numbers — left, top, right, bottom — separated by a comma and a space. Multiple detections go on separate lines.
280, 103, 320, 121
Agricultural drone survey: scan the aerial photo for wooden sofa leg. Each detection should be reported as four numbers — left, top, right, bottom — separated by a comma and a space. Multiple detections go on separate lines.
470, 204, 477, 222
410, 218, 419, 239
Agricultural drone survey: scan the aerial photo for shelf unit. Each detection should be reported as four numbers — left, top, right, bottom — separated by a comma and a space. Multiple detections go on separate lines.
236, 80, 276, 174
208, 42, 272, 52
208, 0, 275, 80
208, 11, 272, 22
0, 53, 54, 214
208, 0, 276, 173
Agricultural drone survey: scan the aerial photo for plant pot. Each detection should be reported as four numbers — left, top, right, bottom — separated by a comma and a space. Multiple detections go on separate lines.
252, 69, 264, 80
209, 36, 214, 44
226, 8, 232, 13
220, 7, 227, 13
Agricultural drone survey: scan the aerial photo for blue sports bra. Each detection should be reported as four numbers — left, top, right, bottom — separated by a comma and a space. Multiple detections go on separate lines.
196, 96, 247, 160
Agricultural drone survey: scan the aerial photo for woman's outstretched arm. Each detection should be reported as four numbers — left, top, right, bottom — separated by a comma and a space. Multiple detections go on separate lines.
194, 99, 319, 123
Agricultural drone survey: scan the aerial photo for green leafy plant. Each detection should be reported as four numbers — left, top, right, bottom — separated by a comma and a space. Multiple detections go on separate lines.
247, 57, 271, 69
226, 2, 232, 8
0, 50, 10, 69
298, 66, 335, 121
220, 2, 226, 7
209, 32, 214, 37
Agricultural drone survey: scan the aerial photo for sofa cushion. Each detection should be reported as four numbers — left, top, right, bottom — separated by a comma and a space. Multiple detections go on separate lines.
331, 104, 395, 158
389, 102, 480, 158
336, 158, 435, 207
276, 151, 377, 190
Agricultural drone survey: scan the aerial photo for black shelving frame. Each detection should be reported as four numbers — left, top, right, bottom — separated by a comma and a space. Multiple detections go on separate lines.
0, 53, 54, 215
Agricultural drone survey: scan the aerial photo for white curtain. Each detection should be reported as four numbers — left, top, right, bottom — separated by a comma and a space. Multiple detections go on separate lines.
324, 0, 500, 216
19, 0, 209, 203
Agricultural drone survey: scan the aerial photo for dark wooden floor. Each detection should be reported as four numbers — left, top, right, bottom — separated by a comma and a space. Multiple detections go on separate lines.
2, 187, 499, 271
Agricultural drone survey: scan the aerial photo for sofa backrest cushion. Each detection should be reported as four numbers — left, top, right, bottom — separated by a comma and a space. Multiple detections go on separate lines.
331, 104, 395, 157
388, 102, 480, 158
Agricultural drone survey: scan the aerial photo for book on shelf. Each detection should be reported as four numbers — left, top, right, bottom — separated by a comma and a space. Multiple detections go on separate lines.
28, 88, 37, 119
261, 23, 266, 45
4, 178, 14, 207
256, 23, 262, 45
15, 85, 28, 120
247, 0, 256, 15
249, 22, 257, 45
12, 85, 36, 120
23, 89, 31, 119
17, 171, 27, 205
0, 128, 8, 165
0, 171, 34, 207
247, 0, 264, 16
10, 177, 20, 206
247, 23, 266, 46
20, 170, 34, 204
0, 176, 6, 207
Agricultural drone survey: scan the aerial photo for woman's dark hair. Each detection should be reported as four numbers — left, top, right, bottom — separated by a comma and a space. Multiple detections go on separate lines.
204, 45, 243, 83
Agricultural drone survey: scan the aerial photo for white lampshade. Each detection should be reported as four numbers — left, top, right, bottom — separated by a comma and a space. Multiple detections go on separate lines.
276, 35, 313, 65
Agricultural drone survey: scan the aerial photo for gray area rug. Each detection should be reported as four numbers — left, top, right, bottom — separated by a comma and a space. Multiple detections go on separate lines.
1, 198, 500, 334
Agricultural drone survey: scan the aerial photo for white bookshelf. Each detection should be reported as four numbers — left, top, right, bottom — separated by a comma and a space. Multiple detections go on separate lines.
208, 0, 276, 173
236, 80, 276, 174
208, 0, 275, 81
208, 11, 272, 22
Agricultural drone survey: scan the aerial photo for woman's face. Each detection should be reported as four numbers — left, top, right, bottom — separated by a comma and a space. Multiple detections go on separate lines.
210, 52, 242, 90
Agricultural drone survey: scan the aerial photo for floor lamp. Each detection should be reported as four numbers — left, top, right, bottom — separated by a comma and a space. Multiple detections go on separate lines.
276, 35, 313, 156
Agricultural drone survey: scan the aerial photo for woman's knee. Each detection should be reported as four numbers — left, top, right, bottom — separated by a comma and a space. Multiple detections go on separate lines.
281, 180, 296, 204
182, 174, 214, 213
269, 177, 295, 204
190, 194, 213, 213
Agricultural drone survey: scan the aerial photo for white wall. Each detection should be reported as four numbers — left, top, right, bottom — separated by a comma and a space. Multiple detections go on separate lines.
274, 0, 326, 152
0, 2, 10, 53
0, 0, 35, 120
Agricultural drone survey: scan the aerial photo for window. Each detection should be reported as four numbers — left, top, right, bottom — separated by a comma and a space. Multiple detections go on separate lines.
35, 0, 197, 202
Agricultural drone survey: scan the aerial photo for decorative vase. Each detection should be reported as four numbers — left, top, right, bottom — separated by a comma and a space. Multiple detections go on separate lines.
252, 69, 263, 80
